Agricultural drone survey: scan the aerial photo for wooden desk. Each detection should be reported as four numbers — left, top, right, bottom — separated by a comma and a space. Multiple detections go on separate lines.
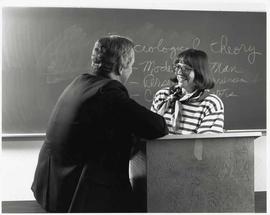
145, 132, 261, 212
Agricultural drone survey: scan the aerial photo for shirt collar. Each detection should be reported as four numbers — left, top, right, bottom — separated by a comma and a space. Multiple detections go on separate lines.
179, 89, 198, 101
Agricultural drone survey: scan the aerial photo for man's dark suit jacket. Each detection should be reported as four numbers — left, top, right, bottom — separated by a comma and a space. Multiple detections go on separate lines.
31, 73, 168, 212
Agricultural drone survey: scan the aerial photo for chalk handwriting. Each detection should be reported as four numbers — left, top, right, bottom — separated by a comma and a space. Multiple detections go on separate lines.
129, 35, 263, 104
134, 37, 201, 59
139, 60, 173, 74
127, 81, 139, 85
213, 77, 248, 85
212, 88, 238, 98
143, 74, 171, 88
130, 94, 140, 97
209, 62, 243, 74
144, 89, 154, 103
210, 35, 262, 64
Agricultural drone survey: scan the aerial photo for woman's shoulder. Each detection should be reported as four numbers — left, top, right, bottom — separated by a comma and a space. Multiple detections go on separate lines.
203, 93, 224, 111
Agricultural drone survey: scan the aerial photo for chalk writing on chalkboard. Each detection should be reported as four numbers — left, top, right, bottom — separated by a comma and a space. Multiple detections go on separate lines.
131, 34, 263, 103
210, 34, 262, 64
134, 37, 201, 60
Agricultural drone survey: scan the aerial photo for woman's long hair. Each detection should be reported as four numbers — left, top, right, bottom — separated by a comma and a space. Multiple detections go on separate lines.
171, 49, 215, 90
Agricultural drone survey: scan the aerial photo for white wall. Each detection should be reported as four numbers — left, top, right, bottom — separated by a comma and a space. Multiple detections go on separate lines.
1, 135, 267, 201
254, 135, 267, 191
2, 140, 43, 200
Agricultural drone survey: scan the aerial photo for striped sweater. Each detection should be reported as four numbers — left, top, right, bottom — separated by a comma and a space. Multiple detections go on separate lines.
151, 87, 224, 134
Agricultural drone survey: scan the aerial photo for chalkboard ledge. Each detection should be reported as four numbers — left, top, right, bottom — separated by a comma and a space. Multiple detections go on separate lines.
158, 131, 262, 140
2, 130, 265, 141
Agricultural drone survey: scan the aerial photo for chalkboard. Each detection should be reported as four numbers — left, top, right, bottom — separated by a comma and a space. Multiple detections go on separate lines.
2, 8, 266, 133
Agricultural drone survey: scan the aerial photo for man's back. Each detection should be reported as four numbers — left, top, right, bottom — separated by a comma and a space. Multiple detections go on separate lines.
31, 73, 168, 212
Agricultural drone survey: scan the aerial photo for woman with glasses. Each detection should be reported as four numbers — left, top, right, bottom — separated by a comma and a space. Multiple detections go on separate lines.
151, 48, 224, 134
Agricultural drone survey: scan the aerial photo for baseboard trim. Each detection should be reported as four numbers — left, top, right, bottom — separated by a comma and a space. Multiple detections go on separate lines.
255, 191, 267, 213
2, 191, 267, 213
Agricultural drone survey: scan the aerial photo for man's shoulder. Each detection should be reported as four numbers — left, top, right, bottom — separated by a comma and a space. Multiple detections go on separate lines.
97, 79, 130, 99
73, 74, 125, 91
102, 79, 127, 92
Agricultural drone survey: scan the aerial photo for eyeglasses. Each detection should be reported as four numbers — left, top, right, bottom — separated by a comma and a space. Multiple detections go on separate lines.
173, 62, 193, 76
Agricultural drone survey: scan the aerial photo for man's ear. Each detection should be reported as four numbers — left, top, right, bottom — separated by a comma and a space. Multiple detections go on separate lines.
118, 65, 123, 75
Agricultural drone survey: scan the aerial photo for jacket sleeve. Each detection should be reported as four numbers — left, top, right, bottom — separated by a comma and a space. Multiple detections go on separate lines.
102, 81, 169, 140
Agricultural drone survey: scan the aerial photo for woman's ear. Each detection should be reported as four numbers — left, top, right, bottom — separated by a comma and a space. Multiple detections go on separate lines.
176, 75, 181, 83
188, 70, 195, 83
